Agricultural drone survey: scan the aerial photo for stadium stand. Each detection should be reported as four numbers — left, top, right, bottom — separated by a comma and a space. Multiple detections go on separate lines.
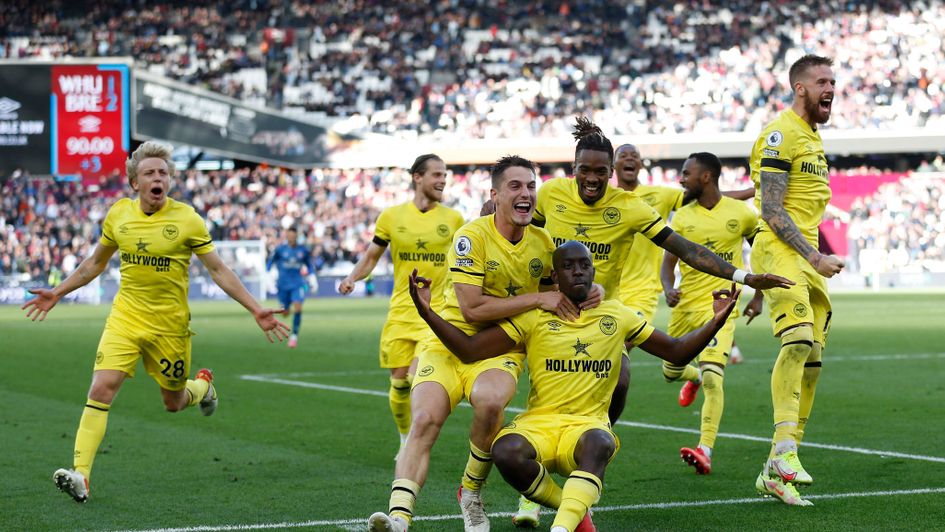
3, 1, 943, 139
1, 0, 943, 289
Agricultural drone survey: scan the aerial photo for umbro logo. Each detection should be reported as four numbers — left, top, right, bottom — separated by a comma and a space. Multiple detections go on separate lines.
0, 97, 21, 119
78, 115, 101, 133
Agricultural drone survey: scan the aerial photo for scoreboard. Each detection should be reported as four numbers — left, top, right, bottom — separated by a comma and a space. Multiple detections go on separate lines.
0, 60, 130, 181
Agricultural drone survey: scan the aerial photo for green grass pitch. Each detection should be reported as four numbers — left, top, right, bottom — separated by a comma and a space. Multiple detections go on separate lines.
1, 292, 943, 531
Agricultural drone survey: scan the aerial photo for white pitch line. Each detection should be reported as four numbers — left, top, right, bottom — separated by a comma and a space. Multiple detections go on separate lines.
122, 486, 945, 532
239, 374, 945, 464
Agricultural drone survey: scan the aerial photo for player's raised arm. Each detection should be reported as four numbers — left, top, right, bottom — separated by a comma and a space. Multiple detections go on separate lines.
409, 270, 515, 362
654, 229, 794, 290
636, 283, 741, 365
197, 250, 290, 342
338, 240, 387, 294
22, 242, 117, 322
722, 187, 755, 201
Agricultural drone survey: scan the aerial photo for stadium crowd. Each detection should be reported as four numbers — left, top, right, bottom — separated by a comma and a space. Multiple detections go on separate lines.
4, 161, 945, 284
2, 0, 944, 139
847, 165, 945, 274
0, 161, 739, 281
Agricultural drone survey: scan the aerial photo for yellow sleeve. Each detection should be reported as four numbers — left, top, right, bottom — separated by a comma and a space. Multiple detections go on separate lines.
635, 199, 668, 240
758, 126, 798, 173
669, 187, 685, 212
498, 309, 536, 346
742, 203, 760, 239
186, 209, 215, 255
451, 209, 465, 232
623, 306, 655, 347
449, 226, 486, 287
374, 207, 393, 244
533, 180, 550, 224
99, 201, 120, 247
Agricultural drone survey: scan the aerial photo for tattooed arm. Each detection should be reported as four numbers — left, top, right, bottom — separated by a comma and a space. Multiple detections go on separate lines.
655, 228, 793, 290
760, 170, 843, 277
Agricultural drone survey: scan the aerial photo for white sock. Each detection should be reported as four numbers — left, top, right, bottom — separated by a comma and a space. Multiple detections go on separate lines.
774, 437, 797, 455
698, 444, 713, 457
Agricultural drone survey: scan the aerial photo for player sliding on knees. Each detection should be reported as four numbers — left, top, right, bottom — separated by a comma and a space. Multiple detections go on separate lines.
407, 241, 740, 532
368, 156, 603, 532
22, 141, 290, 504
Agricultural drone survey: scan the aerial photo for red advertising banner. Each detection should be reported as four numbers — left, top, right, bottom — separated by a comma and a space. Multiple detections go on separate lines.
50, 64, 129, 182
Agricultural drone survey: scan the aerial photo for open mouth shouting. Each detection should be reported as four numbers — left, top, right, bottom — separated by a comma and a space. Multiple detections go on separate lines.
149, 184, 165, 201
819, 94, 833, 115
513, 200, 532, 215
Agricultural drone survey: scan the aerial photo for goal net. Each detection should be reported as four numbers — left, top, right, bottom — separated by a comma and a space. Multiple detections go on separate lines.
191, 240, 268, 302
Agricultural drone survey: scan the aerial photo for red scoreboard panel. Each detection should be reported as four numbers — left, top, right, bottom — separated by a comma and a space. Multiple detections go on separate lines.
0, 60, 130, 181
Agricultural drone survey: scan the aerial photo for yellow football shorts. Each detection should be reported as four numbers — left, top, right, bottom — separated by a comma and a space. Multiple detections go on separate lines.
378, 318, 433, 369
751, 232, 832, 346
412, 338, 524, 410
667, 308, 737, 367
619, 288, 659, 363
495, 413, 619, 476
95, 314, 192, 391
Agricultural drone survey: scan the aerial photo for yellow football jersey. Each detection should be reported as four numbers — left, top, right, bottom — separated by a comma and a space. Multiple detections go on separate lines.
534, 177, 668, 298
499, 300, 654, 420
670, 196, 758, 312
444, 214, 555, 334
99, 197, 214, 336
619, 185, 684, 305
749, 108, 831, 245
374, 201, 464, 318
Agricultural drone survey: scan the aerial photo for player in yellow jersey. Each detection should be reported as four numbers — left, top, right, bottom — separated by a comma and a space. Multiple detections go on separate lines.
749, 54, 845, 506
512, 117, 791, 528
616, 143, 755, 363
660, 152, 761, 475
615, 143, 684, 321
338, 154, 465, 456
368, 156, 601, 532
21, 141, 289, 503
407, 241, 740, 532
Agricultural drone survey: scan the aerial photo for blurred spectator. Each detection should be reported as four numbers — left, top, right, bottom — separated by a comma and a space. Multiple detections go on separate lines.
848, 175, 945, 274
2, 1, 943, 139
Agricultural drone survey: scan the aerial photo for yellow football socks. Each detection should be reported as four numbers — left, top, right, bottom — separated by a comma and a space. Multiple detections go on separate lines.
797, 342, 823, 444
74, 398, 110, 479
388, 478, 420, 524
662, 362, 700, 383
553, 471, 601, 531
461, 440, 492, 491
389, 376, 412, 437
522, 463, 562, 508
698, 367, 725, 449
185, 378, 210, 407
771, 325, 814, 426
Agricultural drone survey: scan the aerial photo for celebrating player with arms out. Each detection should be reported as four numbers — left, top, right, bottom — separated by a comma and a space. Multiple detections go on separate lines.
369, 155, 599, 532
22, 141, 289, 503
338, 154, 464, 456
660, 152, 761, 474
267, 226, 317, 348
750, 54, 844, 506
408, 241, 740, 532
513, 116, 791, 527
